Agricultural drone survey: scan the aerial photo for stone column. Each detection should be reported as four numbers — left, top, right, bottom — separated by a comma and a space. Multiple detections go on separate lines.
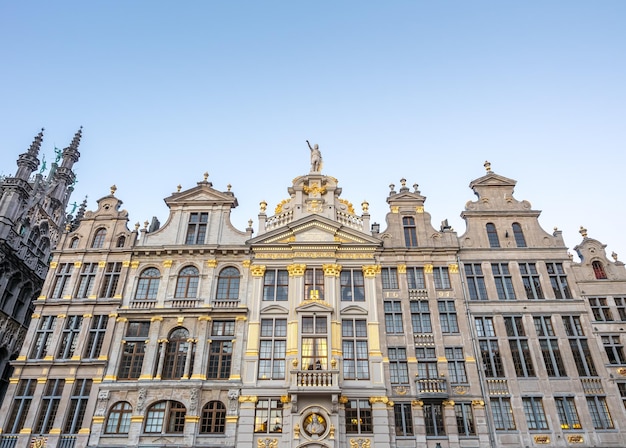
139, 316, 163, 380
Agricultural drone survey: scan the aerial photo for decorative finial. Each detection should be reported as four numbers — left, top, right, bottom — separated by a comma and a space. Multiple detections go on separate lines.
203, 172, 209, 182
176, 184, 182, 192
612, 251, 618, 261
227, 184, 232, 191
248, 219, 253, 228
361, 200, 369, 213
554, 226, 558, 232
260, 200, 267, 213
389, 184, 395, 191
413, 183, 419, 193
568, 252, 573, 260
28, 128, 45, 155
579, 226, 588, 238
400, 178, 406, 187
134, 222, 140, 231
69, 126, 83, 150
144, 220, 149, 229
484, 161, 491, 172
110, 185, 117, 195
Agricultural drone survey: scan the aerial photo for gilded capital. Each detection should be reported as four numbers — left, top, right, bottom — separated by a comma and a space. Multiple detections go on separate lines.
397, 264, 406, 274
411, 399, 424, 407
130, 261, 139, 269
238, 395, 258, 403
448, 263, 459, 273
287, 264, 306, 277
471, 399, 485, 408
424, 264, 433, 274
242, 260, 251, 268
362, 265, 381, 278
442, 399, 455, 407
368, 396, 389, 405
322, 264, 342, 277
250, 265, 267, 277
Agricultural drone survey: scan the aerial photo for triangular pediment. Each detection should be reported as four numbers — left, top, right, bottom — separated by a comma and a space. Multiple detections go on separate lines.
296, 300, 334, 313
164, 182, 238, 208
469, 172, 517, 189
248, 215, 381, 246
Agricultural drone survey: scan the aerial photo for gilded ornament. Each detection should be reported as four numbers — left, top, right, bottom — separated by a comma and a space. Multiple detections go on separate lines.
242, 260, 251, 268
130, 261, 139, 269
339, 395, 349, 404
416, 206, 424, 213
471, 400, 485, 407
442, 399, 455, 407
361, 200, 369, 213
349, 438, 371, 448
287, 264, 306, 277
339, 198, 355, 214
568, 435, 584, 443
394, 386, 408, 395
303, 182, 327, 195
424, 264, 433, 273
617, 367, 626, 376
411, 400, 424, 407
73, 261, 82, 268
534, 435, 550, 444
238, 395, 258, 403
397, 264, 406, 274
162, 259, 173, 268
250, 265, 267, 277
98, 261, 106, 268
322, 263, 342, 277
391, 206, 399, 213
362, 265, 381, 278
368, 396, 389, 405
448, 263, 459, 273
275, 198, 290, 214
257, 438, 278, 448
206, 259, 218, 268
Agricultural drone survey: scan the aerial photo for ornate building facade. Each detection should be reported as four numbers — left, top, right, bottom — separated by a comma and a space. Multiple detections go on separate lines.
0, 153, 624, 448
0, 129, 81, 401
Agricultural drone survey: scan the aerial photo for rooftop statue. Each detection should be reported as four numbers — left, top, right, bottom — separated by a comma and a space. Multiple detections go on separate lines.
307, 140, 322, 173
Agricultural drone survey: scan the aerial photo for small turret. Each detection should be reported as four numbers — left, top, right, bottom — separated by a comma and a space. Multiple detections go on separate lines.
14, 129, 44, 181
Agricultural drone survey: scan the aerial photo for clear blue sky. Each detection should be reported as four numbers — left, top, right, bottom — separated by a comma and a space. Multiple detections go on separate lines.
1, 1, 625, 260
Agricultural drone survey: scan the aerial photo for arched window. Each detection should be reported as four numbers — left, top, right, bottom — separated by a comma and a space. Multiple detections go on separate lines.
175, 266, 200, 298
105, 402, 132, 434
486, 223, 500, 248
69, 237, 79, 249
403, 216, 417, 247
135, 268, 160, 300
216, 267, 240, 301
200, 401, 226, 434
116, 236, 126, 248
162, 327, 191, 380
145, 401, 186, 434
92, 228, 107, 248
512, 223, 526, 247
1, 274, 20, 310
12, 284, 32, 320
28, 227, 40, 248
592, 261, 607, 280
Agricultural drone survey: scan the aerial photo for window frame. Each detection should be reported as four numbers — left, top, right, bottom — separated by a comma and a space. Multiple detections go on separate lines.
258, 318, 287, 380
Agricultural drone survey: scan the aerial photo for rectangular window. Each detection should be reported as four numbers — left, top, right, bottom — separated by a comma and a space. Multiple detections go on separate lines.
617, 382, 626, 410
475, 317, 504, 377
254, 398, 283, 433
30, 316, 57, 359
34, 379, 65, 434
342, 319, 369, 380
438, 300, 459, 333
304, 267, 324, 300
416, 347, 438, 378
523, 397, 549, 430
382, 267, 399, 290
384, 301, 404, 334
83, 315, 108, 359
446, 347, 468, 384
388, 347, 409, 384
464, 263, 487, 300
433, 266, 451, 289
602, 335, 626, 364
208, 320, 235, 379
258, 318, 286, 380
410, 300, 432, 333
301, 315, 328, 370
185, 212, 208, 244
345, 399, 372, 434
455, 403, 475, 436
75, 263, 97, 298
340, 269, 365, 301
118, 321, 150, 380
589, 297, 614, 321
586, 396, 614, 429
519, 263, 544, 299
562, 315, 597, 377
63, 379, 92, 434
263, 269, 289, 301
407, 267, 425, 290
504, 316, 535, 377
51, 263, 74, 298
615, 297, 626, 321
99, 262, 122, 298
6, 379, 36, 434
534, 316, 567, 377
424, 403, 445, 436
546, 262, 572, 299
57, 315, 83, 359
492, 263, 516, 300
555, 396, 582, 430
491, 397, 516, 430
394, 403, 414, 436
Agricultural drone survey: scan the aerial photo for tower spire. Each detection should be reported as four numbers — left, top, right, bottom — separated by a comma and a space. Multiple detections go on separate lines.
14, 128, 44, 180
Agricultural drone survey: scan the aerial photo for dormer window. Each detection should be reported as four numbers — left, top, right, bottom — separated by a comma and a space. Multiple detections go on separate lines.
486, 223, 500, 248
69, 237, 79, 249
592, 261, 608, 280
403, 216, 417, 247
116, 236, 126, 248
185, 212, 208, 244
512, 223, 526, 247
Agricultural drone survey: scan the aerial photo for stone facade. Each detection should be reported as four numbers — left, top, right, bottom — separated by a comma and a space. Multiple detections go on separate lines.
0, 129, 81, 401
0, 155, 624, 448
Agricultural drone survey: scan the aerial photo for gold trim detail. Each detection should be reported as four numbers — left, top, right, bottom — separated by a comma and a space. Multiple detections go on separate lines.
424, 264, 433, 273
242, 260, 251, 268
287, 264, 306, 277
397, 264, 406, 274
567, 435, 584, 444
416, 206, 424, 213
391, 206, 399, 213
206, 259, 218, 268
50, 261, 58, 269
74, 261, 82, 268
322, 264, 342, 277
362, 265, 381, 278
122, 260, 130, 267
238, 395, 258, 403
448, 263, 459, 273
92, 416, 105, 424
534, 435, 550, 444
349, 438, 371, 448
98, 261, 106, 268
250, 265, 266, 277
163, 259, 173, 268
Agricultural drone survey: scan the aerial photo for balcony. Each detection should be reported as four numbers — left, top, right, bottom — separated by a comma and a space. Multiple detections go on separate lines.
415, 377, 448, 398
414, 333, 435, 346
486, 379, 509, 395
129, 299, 242, 310
581, 378, 604, 395
210, 300, 241, 308
408, 289, 429, 300
289, 369, 340, 392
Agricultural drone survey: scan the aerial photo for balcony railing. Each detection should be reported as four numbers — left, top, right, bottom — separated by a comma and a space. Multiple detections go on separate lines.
486, 379, 509, 395
415, 377, 448, 398
0, 436, 17, 448
211, 300, 240, 308
414, 333, 435, 346
129, 299, 241, 309
581, 377, 604, 395
408, 289, 429, 300
58, 436, 76, 448
290, 369, 340, 391
129, 300, 156, 309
